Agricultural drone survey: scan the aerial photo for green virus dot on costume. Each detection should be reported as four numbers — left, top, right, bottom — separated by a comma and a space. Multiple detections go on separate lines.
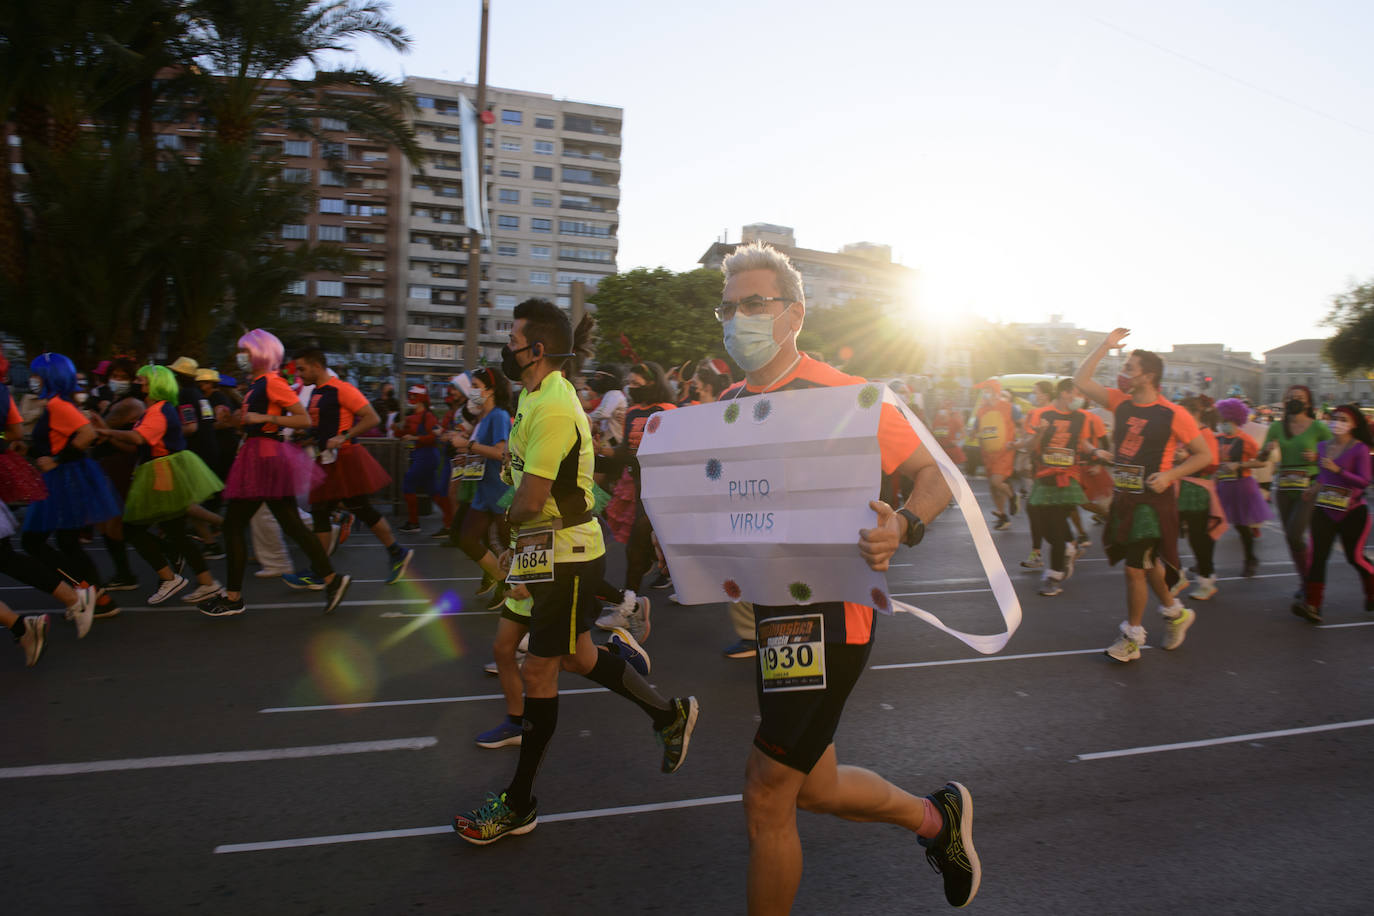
858, 385, 880, 409
723, 403, 740, 424
789, 581, 813, 603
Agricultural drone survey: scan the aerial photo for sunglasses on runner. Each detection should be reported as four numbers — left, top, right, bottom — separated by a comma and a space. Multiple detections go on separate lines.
714, 295, 795, 323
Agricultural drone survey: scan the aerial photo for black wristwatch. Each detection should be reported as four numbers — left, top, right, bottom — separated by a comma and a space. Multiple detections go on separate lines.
896, 508, 925, 547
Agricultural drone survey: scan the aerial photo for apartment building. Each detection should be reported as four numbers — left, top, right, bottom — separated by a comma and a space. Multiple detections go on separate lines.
401, 77, 622, 382
1263, 338, 1372, 405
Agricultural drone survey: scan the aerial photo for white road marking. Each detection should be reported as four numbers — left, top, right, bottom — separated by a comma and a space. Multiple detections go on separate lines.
1317, 620, 1374, 629
260, 687, 609, 714
213, 794, 744, 854
871, 646, 1144, 670
0, 737, 437, 779
891, 588, 992, 597
1076, 718, 1374, 761
378, 610, 498, 618
349, 577, 479, 584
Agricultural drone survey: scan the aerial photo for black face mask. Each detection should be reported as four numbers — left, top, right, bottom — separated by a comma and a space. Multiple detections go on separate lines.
501, 344, 534, 382
1285, 399, 1306, 415
627, 385, 652, 405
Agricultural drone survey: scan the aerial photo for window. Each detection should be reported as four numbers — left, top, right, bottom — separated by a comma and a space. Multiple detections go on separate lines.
359, 257, 385, 271
314, 308, 341, 324
498, 189, 519, 204
501, 110, 523, 125
560, 247, 613, 263
532, 193, 552, 208
319, 117, 348, 131
320, 141, 346, 159
281, 167, 311, 183
556, 296, 571, 308
281, 224, 308, 240
156, 134, 183, 151
495, 269, 517, 284
409, 285, 432, 299
319, 170, 345, 187
495, 294, 518, 308
533, 166, 553, 181
559, 219, 610, 237
284, 140, 311, 156
499, 163, 520, 178
500, 138, 521, 152
317, 224, 345, 242
416, 97, 435, 109
531, 218, 552, 233
531, 245, 551, 260
319, 198, 344, 214
533, 140, 554, 155
534, 116, 555, 129
346, 202, 386, 217
348, 229, 385, 244
285, 280, 307, 295
355, 286, 384, 299
530, 271, 551, 285
497, 243, 518, 257
497, 215, 519, 231
316, 280, 344, 297
562, 167, 596, 184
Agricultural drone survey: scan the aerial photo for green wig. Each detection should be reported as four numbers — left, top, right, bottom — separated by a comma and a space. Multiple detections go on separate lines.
138, 364, 180, 403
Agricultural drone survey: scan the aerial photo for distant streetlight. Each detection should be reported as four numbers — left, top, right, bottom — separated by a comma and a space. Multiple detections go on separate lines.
1076, 338, 1087, 348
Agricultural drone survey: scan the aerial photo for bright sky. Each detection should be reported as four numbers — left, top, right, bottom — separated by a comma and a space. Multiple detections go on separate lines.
342, 0, 1373, 358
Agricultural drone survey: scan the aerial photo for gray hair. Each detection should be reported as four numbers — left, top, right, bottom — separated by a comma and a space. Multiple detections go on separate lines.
721, 242, 805, 304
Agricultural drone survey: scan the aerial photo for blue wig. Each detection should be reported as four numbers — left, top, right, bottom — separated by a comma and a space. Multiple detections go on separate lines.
30, 353, 77, 399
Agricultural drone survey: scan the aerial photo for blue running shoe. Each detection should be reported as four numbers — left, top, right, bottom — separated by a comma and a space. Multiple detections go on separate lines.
386, 548, 414, 585
475, 720, 523, 748
607, 626, 650, 676
282, 573, 326, 591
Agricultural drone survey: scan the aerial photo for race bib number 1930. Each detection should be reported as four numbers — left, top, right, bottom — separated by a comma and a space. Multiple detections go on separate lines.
506, 526, 554, 585
757, 614, 826, 693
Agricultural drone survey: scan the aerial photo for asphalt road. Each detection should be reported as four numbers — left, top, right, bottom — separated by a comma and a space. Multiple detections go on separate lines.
3, 485, 1373, 915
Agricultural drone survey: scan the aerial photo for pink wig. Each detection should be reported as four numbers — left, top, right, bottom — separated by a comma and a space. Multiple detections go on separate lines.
237, 329, 284, 374
1215, 398, 1249, 426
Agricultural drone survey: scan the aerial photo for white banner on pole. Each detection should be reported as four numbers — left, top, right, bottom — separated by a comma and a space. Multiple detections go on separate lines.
637, 383, 1021, 655
459, 95, 488, 235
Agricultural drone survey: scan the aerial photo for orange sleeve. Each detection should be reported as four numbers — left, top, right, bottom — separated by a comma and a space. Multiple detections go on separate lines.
7, 400, 19, 425
1202, 428, 1220, 464
1087, 413, 1106, 440
1170, 404, 1202, 445
339, 382, 369, 415
1240, 432, 1259, 461
878, 402, 922, 475
134, 403, 169, 454
265, 374, 298, 413
48, 399, 86, 438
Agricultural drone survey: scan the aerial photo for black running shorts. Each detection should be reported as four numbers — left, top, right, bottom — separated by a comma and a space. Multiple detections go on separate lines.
524, 555, 605, 658
752, 631, 874, 774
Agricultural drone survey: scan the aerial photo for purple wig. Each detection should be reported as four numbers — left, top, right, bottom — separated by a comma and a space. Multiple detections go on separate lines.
238, 329, 284, 374
1215, 398, 1249, 426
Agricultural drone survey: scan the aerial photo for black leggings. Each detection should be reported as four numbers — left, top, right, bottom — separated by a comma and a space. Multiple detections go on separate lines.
1039, 505, 1073, 572
0, 537, 65, 594
125, 516, 207, 576
223, 497, 332, 592
1180, 510, 1215, 578
21, 529, 101, 587
1307, 505, 1374, 594
625, 503, 656, 593
1028, 505, 1045, 551
1237, 525, 1258, 564
457, 507, 504, 564
310, 496, 382, 533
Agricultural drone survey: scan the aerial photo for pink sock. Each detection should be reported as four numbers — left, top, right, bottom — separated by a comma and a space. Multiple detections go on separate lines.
916, 796, 943, 839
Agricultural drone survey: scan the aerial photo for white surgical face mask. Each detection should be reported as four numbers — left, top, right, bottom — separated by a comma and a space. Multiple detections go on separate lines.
28, 378, 42, 394
110, 379, 131, 395
236, 353, 252, 372
1218, 421, 1235, 436
468, 393, 486, 411
74, 392, 88, 405
1329, 418, 1352, 436
723, 304, 792, 372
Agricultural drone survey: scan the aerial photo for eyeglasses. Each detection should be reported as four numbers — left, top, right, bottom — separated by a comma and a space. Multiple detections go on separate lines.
714, 295, 794, 323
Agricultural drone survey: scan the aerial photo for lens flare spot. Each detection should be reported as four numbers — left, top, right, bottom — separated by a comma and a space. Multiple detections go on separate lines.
305, 631, 379, 705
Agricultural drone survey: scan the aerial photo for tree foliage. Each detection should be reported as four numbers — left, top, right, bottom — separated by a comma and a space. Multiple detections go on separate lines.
1325, 277, 1374, 378
589, 267, 725, 369
0, 0, 417, 365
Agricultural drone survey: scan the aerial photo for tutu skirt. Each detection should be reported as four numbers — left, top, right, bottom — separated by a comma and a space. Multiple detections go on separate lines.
1217, 477, 1273, 526
310, 442, 392, 503
0, 501, 17, 538
223, 437, 324, 503
124, 451, 225, 524
1029, 478, 1087, 507
1178, 480, 1210, 514
0, 451, 47, 503
21, 455, 123, 532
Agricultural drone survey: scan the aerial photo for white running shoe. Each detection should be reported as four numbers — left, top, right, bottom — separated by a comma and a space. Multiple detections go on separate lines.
147, 575, 189, 606
20, 614, 49, 666
254, 568, 289, 579
1063, 542, 1077, 581
1038, 572, 1064, 597
624, 595, 651, 644
1160, 606, 1196, 651
1105, 623, 1143, 663
65, 588, 95, 639
182, 581, 223, 604
595, 589, 638, 631
1189, 577, 1218, 601
1169, 572, 1190, 599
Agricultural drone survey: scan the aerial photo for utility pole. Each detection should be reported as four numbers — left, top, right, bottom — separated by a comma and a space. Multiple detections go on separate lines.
462, 0, 490, 371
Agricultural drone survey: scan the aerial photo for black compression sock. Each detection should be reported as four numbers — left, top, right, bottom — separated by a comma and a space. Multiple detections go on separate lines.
506, 695, 557, 812
506, 712, 522, 726
585, 650, 675, 729
9, 617, 25, 639
387, 542, 404, 558
105, 535, 132, 577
